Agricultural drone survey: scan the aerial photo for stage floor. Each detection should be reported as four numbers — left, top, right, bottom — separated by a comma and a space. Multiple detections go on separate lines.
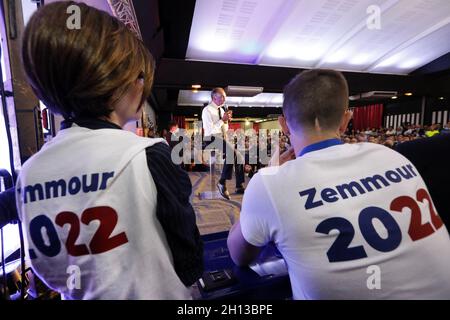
188, 170, 248, 235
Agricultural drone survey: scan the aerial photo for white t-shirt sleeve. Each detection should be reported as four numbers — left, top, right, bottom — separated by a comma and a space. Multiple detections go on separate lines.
240, 172, 278, 247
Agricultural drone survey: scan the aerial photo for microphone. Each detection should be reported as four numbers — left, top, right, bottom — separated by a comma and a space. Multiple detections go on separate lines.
223, 104, 230, 123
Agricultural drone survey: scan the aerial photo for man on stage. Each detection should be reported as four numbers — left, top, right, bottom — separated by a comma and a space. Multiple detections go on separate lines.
202, 88, 245, 200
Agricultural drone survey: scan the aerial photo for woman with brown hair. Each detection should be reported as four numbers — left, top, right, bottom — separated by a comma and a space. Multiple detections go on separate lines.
17, 1, 202, 299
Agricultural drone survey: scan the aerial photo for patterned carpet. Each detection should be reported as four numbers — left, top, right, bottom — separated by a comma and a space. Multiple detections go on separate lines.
188, 167, 247, 235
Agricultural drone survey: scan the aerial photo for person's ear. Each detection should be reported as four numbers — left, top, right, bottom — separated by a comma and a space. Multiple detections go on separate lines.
278, 115, 290, 136
134, 71, 145, 88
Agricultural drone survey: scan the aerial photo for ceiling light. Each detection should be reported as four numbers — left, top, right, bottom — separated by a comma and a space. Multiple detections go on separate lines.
296, 46, 325, 61
271, 95, 284, 104
191, 84, 201, 89
325, 50, 348, 64
439, 97, 444, 100
399, 59, 420, 69
196, 35, 231, 53
194, 114, 198, 116
267, 43, 293, 59
376, 54, 402, 68
192, 89, 198, 93
225, 85, 263, 97
405, 93, 413, 96
391, 96, 398, 99
350, 54, 370, 65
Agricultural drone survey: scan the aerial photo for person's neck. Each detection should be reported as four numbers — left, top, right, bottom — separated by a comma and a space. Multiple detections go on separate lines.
290, 130, 340, 157
102, 112, 125, 128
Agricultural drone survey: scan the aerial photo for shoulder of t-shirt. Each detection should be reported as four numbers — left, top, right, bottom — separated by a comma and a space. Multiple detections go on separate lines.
357, 142, 411, 161
253, 161, 301, 192
245, 169, 273, 199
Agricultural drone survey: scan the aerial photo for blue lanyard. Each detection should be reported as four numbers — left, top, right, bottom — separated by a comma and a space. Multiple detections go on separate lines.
298, 138, 343, 157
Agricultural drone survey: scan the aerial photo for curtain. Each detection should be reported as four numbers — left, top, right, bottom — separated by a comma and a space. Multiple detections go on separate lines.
352, 104, 384, 131
172, 116, 186, 129
228, 122, 242, 131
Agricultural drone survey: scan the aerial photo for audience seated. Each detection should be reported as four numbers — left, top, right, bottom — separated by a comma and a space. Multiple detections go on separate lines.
340, 121, 448, 147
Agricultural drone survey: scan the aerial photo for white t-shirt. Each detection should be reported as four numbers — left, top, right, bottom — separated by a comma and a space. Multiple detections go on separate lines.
16, 125, 191, 299
240, 140, 450, 299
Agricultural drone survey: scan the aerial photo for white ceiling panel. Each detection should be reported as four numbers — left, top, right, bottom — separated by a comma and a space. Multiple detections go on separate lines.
370, 16, 450, 73
186, 0, 286, 64
186, 0, 450, 75
260, 0, 390, 68
321, 0, 450, 71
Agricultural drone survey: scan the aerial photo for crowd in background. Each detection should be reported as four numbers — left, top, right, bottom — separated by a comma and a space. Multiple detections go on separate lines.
342, 121, 450, 148
152, 121, 450, 178
155, 120, 450, 174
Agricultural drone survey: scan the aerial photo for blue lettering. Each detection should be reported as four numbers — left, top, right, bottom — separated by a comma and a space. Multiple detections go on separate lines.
360, 175, 389, 192
336, 181, 366, 199
45, 179, 67, 199
82, 173, 99, 193
321, 188, 339, 203
299, 188, 323, 210
21, 171, 115, 203
406, 164, 417, 177
385, 170, 401, 183
23, 184, 44, 204
296, 164, 416, 211
68, 177, 81, 195
396, 166, 413, 179
99, 172, 115, 190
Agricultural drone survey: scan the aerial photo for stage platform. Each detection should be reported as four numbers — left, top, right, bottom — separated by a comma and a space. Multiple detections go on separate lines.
189, 171, 247, 235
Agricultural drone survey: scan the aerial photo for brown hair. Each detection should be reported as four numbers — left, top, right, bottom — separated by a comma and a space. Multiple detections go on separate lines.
22, 1, 154, 119
283, 69, 348, 131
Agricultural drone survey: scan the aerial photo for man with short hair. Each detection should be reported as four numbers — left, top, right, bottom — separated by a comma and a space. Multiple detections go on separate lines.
227, 69, 450, 299
202, 88, 245, 199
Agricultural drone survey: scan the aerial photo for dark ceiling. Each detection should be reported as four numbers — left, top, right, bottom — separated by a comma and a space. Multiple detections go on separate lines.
132, 0, 450, 116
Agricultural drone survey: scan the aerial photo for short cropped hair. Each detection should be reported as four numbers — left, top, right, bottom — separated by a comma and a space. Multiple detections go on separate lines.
22, 1, 154, 119
282, 69, 348, 131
